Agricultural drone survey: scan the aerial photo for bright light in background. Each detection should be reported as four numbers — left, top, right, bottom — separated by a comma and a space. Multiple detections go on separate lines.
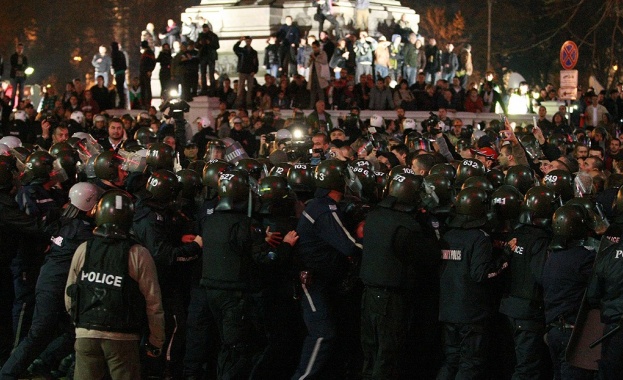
292, 129, 304, 139
24, 67, 34, 75
614, 65, 619, 71
73, 56, 82, 62
169, 89, 179, 97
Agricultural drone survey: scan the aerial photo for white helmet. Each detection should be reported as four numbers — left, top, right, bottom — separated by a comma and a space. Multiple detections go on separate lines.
69, 182, 101, 211
471, 129, 487, 146
369, 114, 384, 128
93, 114, 106, 123
197, 117, 210, 128
70, 111, 85, 125
13, 110, 28, 122
402, 118, 416, 131
0, 136, 22, 149
0, 143, 10, 156
275, 128, 292, 141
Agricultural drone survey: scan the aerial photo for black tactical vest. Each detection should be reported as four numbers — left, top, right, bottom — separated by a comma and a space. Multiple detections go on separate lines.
360, 205, 422, 289
74, 237, 145, 333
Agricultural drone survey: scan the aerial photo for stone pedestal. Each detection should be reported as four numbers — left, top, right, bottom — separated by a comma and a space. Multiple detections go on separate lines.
182, 0, 419, 78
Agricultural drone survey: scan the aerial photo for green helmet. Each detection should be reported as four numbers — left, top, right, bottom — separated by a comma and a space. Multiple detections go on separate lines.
146, 169, 180, 203
258, 175, 290, 204
0, 156, 16, 190
315, 159, 347, 192
235, 158, 264, 181
54, 148, 79, 183
49, 142, 75, 158
550, 205, 589, 250
269, 162, 293, 178
176, 169, 203, 200
94, 189, 135, 238
216, 169, 251, 211
202, 159, 232, 200
519, 185, 557, 227
424, 173, 453, 206
22, 151, 55, 184
504, 165, 534, 194
347, 161, 378, 202
447, 187, 489, 228
374, 170, 388, 193
146, 142, 175, 171
429, 163, 456, 180
121, 138, 142, 152
490, 185, 523, 221
566, 197, 609, 233
94, 151, 125, 182
388, 165, 416, 180
486, 168, 505, 190
286, 163, 315, 194
134, 127, 157, 146
461, 176, 494, 195
455, 159, 486, 187
542, 169, 574, 202
386, 172, 424, 208
455, 138, 471, 153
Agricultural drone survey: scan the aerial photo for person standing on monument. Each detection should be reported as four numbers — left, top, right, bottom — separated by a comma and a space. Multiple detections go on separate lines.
197, 23, 220, 95
314, 0, 342, 39
233, 36, 259, 109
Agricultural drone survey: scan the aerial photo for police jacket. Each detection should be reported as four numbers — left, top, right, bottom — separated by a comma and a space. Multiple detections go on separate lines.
46, 214, 94, 264
360, 198, 440, 289
542, 245, 595, 325
296, 193, 362, 284
587, 241, 623, 324
499, 224, 550, 320
439, 227, 503, 324
234, 42, 259, 74
200, 209, 267, 291
0, 191, 49, 265
65, 237, 165, 347
131, 198, 202, 269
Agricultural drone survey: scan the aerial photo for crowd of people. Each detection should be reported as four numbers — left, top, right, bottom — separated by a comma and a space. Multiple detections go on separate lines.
1, 3, 623, 380
0, 67, 623, 380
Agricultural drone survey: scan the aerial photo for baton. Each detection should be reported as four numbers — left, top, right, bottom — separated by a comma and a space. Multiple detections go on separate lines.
589, 324, 621, 349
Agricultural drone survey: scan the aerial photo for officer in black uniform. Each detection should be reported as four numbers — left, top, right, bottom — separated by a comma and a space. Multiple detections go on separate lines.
182, 159, 231, 380
499, 185, 557, 379
132, 169, 202, 379
292, 159, 362, 379
13, 151, 64, 344
541, 205, 596, 380
250, 175, 301, 380
359, 172, 440, 379
201, 169, 289, 379
0, 182, 99, 379
437, 187, 509, 380
0, 156, 52, 365
92, 150, 127, 192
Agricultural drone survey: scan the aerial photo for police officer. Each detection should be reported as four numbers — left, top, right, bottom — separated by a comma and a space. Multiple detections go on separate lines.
65, 189, 165, 379
0, 156, 52, 366
0, 182, 100, 379
437, 187, 509, 379
359, 173, 440, 379
500, 185, 557, 379
13, 151, 64, 343
182, 160, 231, 380
542, 205, 596, 379
93, 150, 128, 192
132, 169, 202, 379
293, 160, 362, 379
201, 170, 294, 379
251, 175, 301, 379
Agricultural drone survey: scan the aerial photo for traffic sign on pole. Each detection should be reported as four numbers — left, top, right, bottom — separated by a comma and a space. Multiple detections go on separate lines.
560, 41, 579, 70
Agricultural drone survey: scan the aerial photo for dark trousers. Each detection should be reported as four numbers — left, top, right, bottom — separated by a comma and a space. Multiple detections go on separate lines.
437, 322, 488, 380
11, 77, 25, 107
114, 71, 126, 109
546, 327, 595, 380
160, 71, 171, 97
10, 254, 38, 343
206, 288, 254, 380
183, 285, 218, 379
507, 316, 545, 380
139, 73, 152, 109
200, 59, 216, 93
318, 14, 342, 39
0, 260, 74, 379
599, 323, 623, 380
360, 287, 408, 380
292, 282, 337, 380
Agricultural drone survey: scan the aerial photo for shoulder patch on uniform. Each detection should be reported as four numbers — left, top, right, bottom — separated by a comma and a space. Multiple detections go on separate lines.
329, 204, 337, 211
442, 249, 462, 260
206, 208, 214, 215
51, 236, 63, 247
156, 213, 164, 221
